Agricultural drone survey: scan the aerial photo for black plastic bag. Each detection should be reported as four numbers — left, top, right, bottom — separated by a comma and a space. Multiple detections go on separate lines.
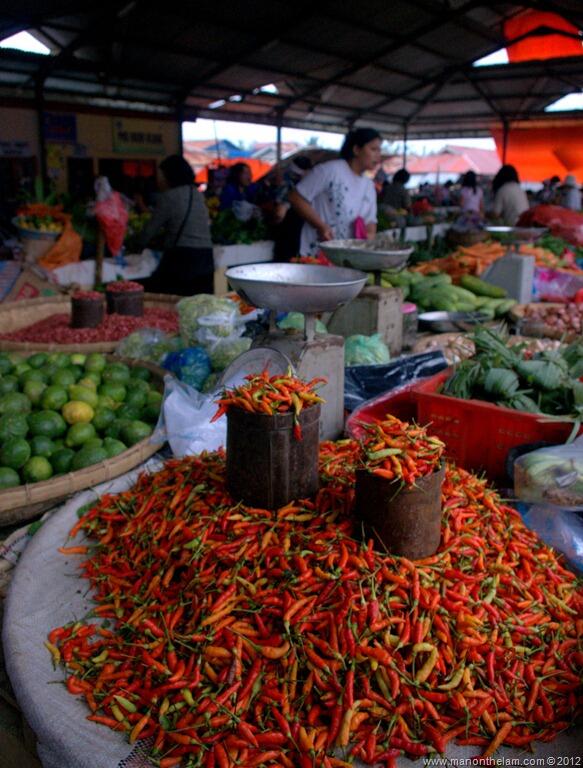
344, 351, 448, 412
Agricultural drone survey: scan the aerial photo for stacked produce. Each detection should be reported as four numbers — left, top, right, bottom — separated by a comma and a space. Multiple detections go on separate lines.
523, 303, 583, 338
47, 422, 582, 766
0, 352, 160, 488
412, 242, 505, 280
212, 370, 325, 439
360, 413, 444, 484
443, 328, 583, 419
381, 270, 516, 318
14, 203, 65, 235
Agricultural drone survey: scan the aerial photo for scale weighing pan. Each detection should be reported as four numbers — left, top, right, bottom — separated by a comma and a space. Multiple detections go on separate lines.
320, 238, 414, 271
225, 263, 367, 313
485, 226, 547, 242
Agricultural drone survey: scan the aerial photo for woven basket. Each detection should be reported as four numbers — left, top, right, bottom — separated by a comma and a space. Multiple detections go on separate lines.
446, 229, 487, 247
0, 355, 167, 526
0, 293, 181, 353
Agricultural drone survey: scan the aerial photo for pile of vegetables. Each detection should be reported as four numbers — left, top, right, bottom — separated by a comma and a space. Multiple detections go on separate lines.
0, 308, 178, 345
381, 270, 516, 318
523, 303, 583, 339
15, 202, 65, 235
411, 242, 505, 281
47, 421, 583, 766
0, 353, 160, 489
360, 414, 444, 484
443, 328, 583, 421
211, 209, 268, 246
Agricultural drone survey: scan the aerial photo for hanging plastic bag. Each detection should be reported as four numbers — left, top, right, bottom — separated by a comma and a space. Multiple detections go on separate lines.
163, 347, 212, 389
94, 176, 129, 256
345, 334, 391, 366
177, 295, 241, 345
518, 503, 583, 572
514, 437, 583, 509
156, 374, 225, 457
353, 216, 368, 239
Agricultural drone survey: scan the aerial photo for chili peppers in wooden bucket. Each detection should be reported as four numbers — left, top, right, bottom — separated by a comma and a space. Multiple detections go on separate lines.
355, 414, 446, 558
214, 370, 325, 509
105, 281, 144, 317
71, 291, 105, 329
356, 462, 445, 558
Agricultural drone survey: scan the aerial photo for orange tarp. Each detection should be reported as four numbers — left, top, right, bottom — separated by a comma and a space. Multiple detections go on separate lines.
491, 124, 583, 183
194, 157, 271, 184
504, 11, 583, 63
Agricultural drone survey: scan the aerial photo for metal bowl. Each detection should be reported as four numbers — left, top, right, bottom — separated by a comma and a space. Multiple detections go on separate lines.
225, 263, 367, 313
418, 310, 490, 333
485, 226, 548, 242
320, 238, 413, 271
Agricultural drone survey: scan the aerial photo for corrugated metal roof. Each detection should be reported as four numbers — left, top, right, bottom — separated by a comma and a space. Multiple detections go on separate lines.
0, 1, 582, 137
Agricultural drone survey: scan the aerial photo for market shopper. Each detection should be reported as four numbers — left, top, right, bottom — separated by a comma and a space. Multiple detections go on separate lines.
379, 168, 411, 212
219, 162, 256, 211
459, 171, 484, 214
138, 155, 213, 296
559, 174, 582, 211
491, 164, 529, 226
289, 128, 381, 256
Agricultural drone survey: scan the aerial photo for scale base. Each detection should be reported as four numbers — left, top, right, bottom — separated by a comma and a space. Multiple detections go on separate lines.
252, 331, 345, 440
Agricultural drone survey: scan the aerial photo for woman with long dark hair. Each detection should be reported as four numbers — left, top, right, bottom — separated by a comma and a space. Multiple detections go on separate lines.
459, 171, 483, 214
288, 128, 381, 256
219, 162, 255, 210
491, 164, 529, 225
139, 155, 213, 296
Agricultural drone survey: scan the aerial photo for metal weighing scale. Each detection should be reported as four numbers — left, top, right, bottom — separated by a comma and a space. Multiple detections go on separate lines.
225, 263, 367, 440
319, 238, 414, 356
483, 226, 548, 303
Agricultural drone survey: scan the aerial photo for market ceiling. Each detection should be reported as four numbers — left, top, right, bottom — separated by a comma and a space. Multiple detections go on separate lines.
1, 1, 582, 138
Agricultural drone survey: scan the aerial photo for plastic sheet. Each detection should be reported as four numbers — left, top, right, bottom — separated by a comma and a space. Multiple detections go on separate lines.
514, 437, 583, 509
345, 334, 390, 366
518, 503, 583, 572
163, 347, 212, 389
344, 351, 448, 412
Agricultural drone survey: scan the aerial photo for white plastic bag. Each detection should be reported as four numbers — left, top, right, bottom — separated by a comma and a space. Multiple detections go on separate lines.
156, 375, 225, 457
519, 504, 583, 572
514, 436, 583, 510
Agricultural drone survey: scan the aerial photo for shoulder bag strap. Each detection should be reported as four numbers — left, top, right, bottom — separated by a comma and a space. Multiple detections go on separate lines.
173, 185, 194, 247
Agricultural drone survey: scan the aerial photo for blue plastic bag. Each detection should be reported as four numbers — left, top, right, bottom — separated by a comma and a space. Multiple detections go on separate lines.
163, 347, 211, 390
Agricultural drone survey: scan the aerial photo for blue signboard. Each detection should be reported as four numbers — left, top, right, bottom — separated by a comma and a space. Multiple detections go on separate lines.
43, 112, 77, 143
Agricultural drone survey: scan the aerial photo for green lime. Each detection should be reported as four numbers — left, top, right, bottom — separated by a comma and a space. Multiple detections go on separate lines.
71, 445, 108, 471
68, 384, 99, 409
26, 353, 48, 369
68, 365, 84, 382
130, 366, 151, 381
0, 392, 31, 416
104, 418, 130, 440
47, 352, 70, 369
62, 401, 94, 425
121, 420, 152, 447
51, 368, 76, 388
29, 436, 55, 458
0, 375, 19, 395
102, 363, 131, 385
116, 404, 141, 421
19, 369, 48, 388
14, 362, 31, 377
70, 353, 87, 366
0, 437, 31, 470
0, 414, 28, 441
42, 385, 69, 411
28, 410, 67, 438
103, 437, 127, 458
77, 377, 97, 392
83, 371, 102, 387
85, 353, 107, 373
50, 448, 75, 474
98, 382, 126, 403
0, 354, 14, 375
23, 380, 47, 406
22, 456, 53, 483
51, 438, 65, 452
96, 394, 116, 410
84, 437, 103, 450
125, 390, 147, 410
0, 466, 20, 488
92, 407, 116, 432
141, 403, 161, 423
65, 422, 96, 448
147, 390, 163, 406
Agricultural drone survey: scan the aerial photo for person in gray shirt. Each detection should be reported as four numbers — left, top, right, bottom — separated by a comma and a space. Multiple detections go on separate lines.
139, 155, 213, 295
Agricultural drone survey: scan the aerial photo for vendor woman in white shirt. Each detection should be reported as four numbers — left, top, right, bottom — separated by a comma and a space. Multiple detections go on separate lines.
289, 128, 381, 256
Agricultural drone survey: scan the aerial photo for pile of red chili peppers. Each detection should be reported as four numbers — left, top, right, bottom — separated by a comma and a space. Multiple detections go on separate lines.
212, 371, 325, 440
359, 414, 445, 485
47, 433, 583, 768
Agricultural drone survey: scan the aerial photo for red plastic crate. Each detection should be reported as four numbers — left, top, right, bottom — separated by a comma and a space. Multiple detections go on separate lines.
347, 370, 580, 485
